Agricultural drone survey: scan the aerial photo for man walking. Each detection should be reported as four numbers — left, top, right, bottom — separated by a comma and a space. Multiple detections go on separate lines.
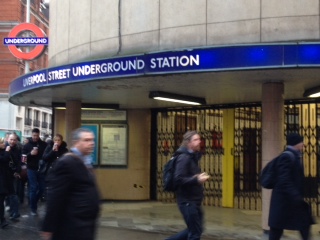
40, 128, 100, 240
166, 130, 209, 240
22, 128, 47, 215
268, 133, 314, 240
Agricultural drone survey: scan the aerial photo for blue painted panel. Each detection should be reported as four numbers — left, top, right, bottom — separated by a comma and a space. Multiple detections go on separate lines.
9, 43, 320, 97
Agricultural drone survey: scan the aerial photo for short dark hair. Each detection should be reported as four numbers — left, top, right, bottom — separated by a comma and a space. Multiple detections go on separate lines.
32, 128, 40, 134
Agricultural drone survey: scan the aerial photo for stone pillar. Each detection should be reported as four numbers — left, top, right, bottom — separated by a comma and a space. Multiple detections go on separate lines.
65, 100, 81, 147
261, 82, 284, 231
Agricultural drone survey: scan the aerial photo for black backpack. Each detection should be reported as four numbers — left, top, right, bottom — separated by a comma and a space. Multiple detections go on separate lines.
163, 154, 180, 192
260, 151, 294, 189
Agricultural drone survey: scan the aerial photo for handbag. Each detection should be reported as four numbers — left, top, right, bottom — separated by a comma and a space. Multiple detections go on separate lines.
38, 159, 49, 175
9, 155, 17, 172
20, 164, 28, 181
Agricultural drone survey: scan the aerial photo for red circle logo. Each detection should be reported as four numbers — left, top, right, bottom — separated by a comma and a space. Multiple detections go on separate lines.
7, 23, 47, 60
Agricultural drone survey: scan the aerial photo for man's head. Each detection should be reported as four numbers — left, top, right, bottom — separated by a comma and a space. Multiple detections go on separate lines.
181, 130, 201, 152
8, 133, 18, 147
286, 133, 304, 151
31, 128, 40, 142
72, 128, 95, 156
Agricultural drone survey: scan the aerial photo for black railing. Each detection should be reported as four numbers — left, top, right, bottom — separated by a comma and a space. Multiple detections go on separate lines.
34, 119, 40, 127
41, 121, 48, 128
25, 118, 32, 125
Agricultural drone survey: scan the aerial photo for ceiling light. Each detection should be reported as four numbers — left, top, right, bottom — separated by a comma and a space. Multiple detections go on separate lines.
303, 86, 320, 98
149, 91, 206, 105
53, 103, 119, 110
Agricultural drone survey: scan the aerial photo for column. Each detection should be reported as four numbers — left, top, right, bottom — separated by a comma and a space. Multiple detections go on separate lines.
261, 82, 284, 231
65, 100, 81, 146
222, 109, 235, 207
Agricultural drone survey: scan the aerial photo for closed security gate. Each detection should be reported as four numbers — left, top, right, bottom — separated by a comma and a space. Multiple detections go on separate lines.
234, 106, 262, 211
154, 109, 223, 206
284, 102, 320, 216
152, 102, 320, 216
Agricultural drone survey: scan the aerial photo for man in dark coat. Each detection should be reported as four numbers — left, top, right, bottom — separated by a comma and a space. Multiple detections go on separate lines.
268, 133, 314, 240
0, 133, 22, 227
166, 131, 210, 240
0, 138, 10, 228
40, 128, 100, 240
22, 128, 47, 215
3, 133, 22, 220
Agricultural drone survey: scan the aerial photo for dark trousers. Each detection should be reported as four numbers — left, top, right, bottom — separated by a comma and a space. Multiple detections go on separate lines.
167, 202, 203, 240
269, 226, 310, 240
16, 177, 28, 204
0, 194, 5, 221
8, 178, 20, 217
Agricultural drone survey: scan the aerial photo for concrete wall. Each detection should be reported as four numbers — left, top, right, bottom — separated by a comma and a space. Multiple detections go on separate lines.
49, 0, 320, 66
96, 110, 150, 200
54, 108, 151, 200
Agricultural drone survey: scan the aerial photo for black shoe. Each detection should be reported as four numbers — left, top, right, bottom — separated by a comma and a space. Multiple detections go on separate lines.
9, 213, 20, 221
1, 219, 9, 228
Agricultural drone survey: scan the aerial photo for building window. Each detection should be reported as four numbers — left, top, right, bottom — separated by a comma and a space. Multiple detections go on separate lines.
25, 108, 32, 126
34, 110, 40, 127
42, 112, 48, 128
48, 114, 52, 129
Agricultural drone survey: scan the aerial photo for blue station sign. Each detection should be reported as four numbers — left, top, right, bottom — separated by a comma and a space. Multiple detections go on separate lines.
9, 43, 320, 97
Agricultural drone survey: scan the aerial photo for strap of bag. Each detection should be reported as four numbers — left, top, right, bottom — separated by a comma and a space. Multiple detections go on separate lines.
282, 150, 295, 162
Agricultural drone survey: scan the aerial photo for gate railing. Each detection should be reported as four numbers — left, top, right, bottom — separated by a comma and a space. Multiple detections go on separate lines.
153, 102, 320, 216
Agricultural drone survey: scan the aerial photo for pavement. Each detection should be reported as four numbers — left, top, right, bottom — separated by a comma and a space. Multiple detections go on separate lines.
1, 200, 320, 240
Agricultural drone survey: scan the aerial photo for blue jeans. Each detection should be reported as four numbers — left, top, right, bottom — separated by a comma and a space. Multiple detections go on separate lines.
8, 194, 19, 217
166, 202, 203, 240
27, 169, 45, 212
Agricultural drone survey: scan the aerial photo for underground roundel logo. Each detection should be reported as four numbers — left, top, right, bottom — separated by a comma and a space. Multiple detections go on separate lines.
3, 23, 48, 60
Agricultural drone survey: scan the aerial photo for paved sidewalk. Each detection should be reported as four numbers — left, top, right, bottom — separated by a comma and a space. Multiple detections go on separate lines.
1, 201, 320, 240
99, 201, 320, 240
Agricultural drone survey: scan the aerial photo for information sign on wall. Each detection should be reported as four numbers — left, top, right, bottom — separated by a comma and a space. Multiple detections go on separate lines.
100, 124, 128, 166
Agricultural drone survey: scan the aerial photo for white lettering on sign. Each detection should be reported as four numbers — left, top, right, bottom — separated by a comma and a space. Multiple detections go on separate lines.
4, 37, 48, 45
48, 69, 71, 81
72, 59, 145, 76
20, 54, 202, 89
23, 73, 46, 87
150, 55, 199, 69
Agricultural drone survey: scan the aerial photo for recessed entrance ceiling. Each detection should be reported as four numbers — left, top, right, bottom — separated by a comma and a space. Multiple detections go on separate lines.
9, 68, 320, 109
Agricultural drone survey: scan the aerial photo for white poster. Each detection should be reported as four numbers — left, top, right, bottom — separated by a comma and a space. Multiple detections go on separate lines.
100, 124, 127, 165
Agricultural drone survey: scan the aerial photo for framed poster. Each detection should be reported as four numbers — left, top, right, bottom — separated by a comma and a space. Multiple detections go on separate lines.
100, 124, 127, 166
81, 124, 99, 165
